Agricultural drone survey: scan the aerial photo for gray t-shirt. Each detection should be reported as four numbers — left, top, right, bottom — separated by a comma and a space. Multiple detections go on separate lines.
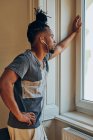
6, 50, 51, 129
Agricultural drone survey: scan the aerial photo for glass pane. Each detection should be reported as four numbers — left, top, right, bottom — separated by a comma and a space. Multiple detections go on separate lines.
84, 0, 93, 101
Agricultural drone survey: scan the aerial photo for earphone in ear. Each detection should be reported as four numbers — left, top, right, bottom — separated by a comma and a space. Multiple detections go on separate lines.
41, 40, 55, 54
41, 40, 44, 43
41, 40, 48, 46
41, 40, 49, 52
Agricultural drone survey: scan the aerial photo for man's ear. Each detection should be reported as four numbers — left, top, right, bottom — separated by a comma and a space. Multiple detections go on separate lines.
39, 36, 45, 43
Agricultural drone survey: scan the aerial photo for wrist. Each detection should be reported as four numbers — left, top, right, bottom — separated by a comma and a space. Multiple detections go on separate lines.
71, 30, 77, 34
14, 111, 22, 121
71, 31, 78, 36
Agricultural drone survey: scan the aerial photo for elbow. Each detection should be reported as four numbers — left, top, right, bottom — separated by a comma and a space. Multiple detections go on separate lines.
0, 79, 4, 96
0, 78, 12, 96
0, 78, 7, 96
60, 43, 66, 49
58, 43, 65, 49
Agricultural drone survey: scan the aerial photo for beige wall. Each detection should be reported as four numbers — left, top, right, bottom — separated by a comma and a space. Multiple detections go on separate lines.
0, 0, 30, 128
60, 0, 76, 114
43, 120, 56, 140
0, 0, 30, 75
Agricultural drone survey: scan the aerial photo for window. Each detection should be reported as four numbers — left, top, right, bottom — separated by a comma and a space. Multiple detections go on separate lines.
84, 0, 93, 101
76, 0, 93, 113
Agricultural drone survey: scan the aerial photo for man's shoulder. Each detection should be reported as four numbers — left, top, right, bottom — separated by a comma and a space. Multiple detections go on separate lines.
23, 49, 33, 60
14, 50, 32, 62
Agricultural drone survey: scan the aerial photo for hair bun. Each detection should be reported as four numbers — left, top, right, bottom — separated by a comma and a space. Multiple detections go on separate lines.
35, 8, 48, 23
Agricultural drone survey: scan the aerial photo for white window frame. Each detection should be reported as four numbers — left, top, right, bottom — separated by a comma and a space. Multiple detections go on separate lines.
38, 0, 60, 120
76, 0, 93, 114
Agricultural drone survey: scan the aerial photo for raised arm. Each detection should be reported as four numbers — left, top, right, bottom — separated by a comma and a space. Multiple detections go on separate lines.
0, 69, 36, 125
50, 15, 82, 59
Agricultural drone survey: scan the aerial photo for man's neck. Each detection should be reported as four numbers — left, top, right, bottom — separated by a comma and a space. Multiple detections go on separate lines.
31, 48, 46, 62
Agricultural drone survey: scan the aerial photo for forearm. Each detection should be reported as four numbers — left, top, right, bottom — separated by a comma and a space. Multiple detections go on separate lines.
0, 82, 22, 120
57, 31, 77, 52
50, 31, 77, 59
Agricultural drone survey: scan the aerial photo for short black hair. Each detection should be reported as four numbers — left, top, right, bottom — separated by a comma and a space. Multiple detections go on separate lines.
27, 8, 50, 44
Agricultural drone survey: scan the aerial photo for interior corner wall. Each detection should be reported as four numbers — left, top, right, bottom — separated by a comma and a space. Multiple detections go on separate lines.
0, 0, 31, 128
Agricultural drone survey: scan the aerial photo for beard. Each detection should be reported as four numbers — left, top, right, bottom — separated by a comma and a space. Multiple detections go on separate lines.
49, 49, 55, 54
49, 44, 56, 54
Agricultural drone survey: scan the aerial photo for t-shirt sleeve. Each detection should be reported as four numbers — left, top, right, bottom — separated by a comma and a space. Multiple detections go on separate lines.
6, 54, 29, 79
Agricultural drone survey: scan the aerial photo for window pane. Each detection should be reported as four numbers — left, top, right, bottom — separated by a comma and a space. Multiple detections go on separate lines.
84, 0, 93, 101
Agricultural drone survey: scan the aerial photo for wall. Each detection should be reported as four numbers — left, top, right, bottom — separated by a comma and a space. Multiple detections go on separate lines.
60, 0, 76, 114
55, 120, 69, 140
0, 0, 39, 128
43, 120, 56, 140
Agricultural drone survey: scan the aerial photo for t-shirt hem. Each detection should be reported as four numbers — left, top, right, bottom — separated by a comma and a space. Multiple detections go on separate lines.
7, 123, 41, 129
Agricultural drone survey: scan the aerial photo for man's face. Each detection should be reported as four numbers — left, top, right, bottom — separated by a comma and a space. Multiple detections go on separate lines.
44, 27, 56, 53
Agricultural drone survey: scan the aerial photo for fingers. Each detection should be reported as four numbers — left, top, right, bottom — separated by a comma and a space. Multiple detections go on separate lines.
75, 15, 81, 20
28, 116, 36, 126
73, 15, 82, 32
76, 18, 82, 30
25, 112, 36, 125
26, 115, 36, 126
74, 15, 81, 23
22, 112, 36, 126
75, 17, 81, 26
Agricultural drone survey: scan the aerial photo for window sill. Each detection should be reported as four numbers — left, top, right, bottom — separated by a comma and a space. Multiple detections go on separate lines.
55, 111, 93, 134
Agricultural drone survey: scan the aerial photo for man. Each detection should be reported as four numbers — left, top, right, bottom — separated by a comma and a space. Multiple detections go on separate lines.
0, 9, 81, 140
